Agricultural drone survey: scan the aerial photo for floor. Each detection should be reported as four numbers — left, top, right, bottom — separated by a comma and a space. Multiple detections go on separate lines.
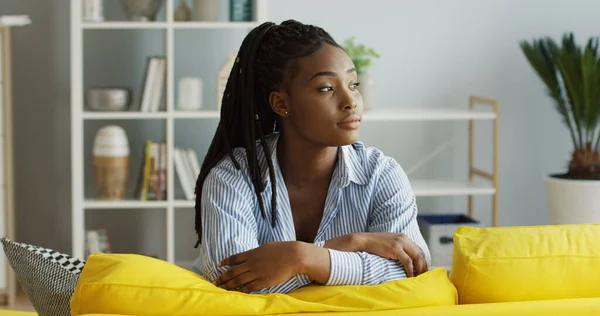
0, 290, 34, 312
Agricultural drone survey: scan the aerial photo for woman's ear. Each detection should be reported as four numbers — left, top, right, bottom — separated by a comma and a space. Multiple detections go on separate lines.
269, 91, 290, 117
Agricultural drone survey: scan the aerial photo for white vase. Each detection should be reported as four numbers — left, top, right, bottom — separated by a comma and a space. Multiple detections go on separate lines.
544, 175, 600, 224
358, 72, 376, 110
177, 77, 203, 111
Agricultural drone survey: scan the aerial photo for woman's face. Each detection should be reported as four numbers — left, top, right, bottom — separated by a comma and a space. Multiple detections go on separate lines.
271, 43, 364, 148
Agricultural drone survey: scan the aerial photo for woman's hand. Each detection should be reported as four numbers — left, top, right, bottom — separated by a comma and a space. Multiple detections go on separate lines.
215, 241, 329, 293
357, 232, 428, 277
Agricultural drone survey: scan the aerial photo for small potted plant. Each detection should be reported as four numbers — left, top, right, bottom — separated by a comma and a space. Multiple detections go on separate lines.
343, 36, 380, 110
520, 32, 600, 224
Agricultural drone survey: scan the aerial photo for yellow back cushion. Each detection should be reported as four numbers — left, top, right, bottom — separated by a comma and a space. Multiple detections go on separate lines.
450, 224, 600, 304
71, 253, 457, 315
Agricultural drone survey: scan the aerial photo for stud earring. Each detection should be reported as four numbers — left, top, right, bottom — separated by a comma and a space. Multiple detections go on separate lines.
284, 110, 289, 116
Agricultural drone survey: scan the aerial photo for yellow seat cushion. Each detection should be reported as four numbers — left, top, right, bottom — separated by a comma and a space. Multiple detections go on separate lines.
282, 297, 600, 316
70, 253, 457, 315
450, 224, 600, 304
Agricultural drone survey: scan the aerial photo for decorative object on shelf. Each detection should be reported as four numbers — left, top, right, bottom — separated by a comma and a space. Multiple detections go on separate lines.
85, 87, 131, 111
93, 126, 130, 200
230, 0, 252, 22
82, 0, 104, 22
140, 56, 166, 112
174, 1, 191, 21
217, 53, 235, 110
177, 77, 203, 111
192, 0, 219, 21
343, 36, 380, 111
417, 214, 482, 270
521, 33, 600, 224
120, 0, 164, 22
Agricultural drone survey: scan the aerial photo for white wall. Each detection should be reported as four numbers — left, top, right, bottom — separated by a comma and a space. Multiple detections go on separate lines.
1, 0, 597, 254
268, 0, 599, 226
0, 0, 72, 253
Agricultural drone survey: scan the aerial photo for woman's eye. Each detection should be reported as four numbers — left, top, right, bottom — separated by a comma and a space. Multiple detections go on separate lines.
350, 82, 360, 90
318, 86, 334, 92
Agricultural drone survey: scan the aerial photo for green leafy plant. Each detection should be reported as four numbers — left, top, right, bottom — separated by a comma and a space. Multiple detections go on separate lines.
343, 36, 380, 75
520, 33, 600, 180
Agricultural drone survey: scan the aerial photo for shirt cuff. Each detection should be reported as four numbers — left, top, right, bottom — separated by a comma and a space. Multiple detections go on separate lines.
325, 249, 363, 286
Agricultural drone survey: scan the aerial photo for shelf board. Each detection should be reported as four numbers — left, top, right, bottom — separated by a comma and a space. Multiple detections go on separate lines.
84, 200, 169, 209
411, 179, 496, 197
82, 22, 168, 29
173, 22, 260, 29
362, 108, 496, 121
81, 108, 494, 121
172, 111, 220, 119
82, 112, 168, 120
81, 21, 260, 30
173, 200, 195, 208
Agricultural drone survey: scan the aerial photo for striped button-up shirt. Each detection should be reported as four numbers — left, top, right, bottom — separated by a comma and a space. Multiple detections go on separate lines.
192, 133, 431, 294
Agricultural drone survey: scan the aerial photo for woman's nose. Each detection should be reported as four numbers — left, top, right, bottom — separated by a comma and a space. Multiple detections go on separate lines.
343, 102, 357, 110
340, 89, 358, 110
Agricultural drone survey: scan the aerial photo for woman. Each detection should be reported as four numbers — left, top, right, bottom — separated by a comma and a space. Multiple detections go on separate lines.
192, 19, 431, 295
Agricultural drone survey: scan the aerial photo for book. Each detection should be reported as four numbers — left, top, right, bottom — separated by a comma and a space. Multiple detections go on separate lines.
140, 57, 166, 112
173, 148, 195, 200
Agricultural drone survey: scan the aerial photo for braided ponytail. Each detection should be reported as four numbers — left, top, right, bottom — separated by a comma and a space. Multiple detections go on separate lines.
194, 20, 341, 247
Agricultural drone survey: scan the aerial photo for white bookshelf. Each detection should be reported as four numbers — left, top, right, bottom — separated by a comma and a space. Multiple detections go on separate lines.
70, 0, 270, 262
70, 0, 499, 265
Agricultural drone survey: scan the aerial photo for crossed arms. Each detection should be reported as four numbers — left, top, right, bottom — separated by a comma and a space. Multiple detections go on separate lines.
195, 158, 431, 294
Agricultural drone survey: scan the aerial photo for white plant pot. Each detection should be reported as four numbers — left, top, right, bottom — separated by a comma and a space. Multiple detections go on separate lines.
358, 72, 376, 110
544, 175, 600, 224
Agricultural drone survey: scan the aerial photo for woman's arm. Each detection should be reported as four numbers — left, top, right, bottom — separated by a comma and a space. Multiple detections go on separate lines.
314, 158, 431, 286
196, 160, 320, 294
205, 156, 429, 291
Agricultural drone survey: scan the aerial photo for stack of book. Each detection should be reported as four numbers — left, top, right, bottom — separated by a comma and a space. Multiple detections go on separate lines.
137, 140, 167, 201
134, 141, 201, 201
173, 147, 200, 201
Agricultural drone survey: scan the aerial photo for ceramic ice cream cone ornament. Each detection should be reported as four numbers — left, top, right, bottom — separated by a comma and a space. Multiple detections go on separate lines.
93, 125, 130, 200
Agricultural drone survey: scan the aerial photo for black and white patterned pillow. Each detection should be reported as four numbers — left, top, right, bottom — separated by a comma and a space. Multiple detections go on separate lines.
1, 238, 85, 316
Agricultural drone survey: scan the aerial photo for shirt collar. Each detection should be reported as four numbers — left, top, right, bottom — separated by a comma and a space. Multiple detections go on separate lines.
260, 133, 368, 188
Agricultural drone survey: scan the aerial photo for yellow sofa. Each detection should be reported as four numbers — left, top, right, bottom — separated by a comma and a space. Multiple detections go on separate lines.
5, 224, 600, 315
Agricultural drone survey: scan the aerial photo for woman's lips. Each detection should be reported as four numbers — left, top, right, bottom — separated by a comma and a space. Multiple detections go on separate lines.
338, 114, 361, 129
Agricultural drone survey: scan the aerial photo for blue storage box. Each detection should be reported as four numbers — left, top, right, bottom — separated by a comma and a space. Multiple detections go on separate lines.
417, 214, 481, 269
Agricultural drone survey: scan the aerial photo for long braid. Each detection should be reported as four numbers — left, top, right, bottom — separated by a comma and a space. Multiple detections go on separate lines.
194, 20, 341, 247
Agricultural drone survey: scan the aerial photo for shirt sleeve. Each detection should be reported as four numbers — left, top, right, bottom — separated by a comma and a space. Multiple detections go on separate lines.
325, 157, 431, 286
193, 160, 313, 294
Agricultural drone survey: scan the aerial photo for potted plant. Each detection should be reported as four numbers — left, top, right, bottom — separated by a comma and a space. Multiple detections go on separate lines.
520, 32, 600, 224
343, 36, 380, 110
